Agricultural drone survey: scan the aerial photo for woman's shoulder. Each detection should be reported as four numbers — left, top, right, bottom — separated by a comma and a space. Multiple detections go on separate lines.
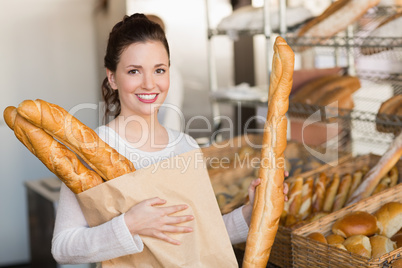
166, 128, 200, 151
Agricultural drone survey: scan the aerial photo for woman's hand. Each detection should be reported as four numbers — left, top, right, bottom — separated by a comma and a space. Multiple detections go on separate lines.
124, 197, 194, 245
242, 171, 289, 226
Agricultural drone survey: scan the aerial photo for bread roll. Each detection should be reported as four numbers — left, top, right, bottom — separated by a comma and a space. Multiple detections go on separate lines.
332, 173, 352, 211
243, 36, 294, 267
312, 173, 327, 213
332, 211, 378, 238
326, 234, 345, 245
391, 232, 402, 248
307, 232, 327, 244
16, 99, 135, 181
374, 202, 402, 238
323, 173, 340, 212
297, 0, 380, 40
370, 235, 397, 259
332, 243, 347, 250
3, 106, 103, 194
343, 234, 372, 258
391, 258, 402, 268
347, 132, 402, 205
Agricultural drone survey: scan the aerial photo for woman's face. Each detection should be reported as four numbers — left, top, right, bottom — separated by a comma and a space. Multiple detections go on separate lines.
107, 41, 170, 119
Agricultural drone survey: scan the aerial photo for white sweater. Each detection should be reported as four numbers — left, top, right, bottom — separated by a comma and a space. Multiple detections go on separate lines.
51, 126, 249, 264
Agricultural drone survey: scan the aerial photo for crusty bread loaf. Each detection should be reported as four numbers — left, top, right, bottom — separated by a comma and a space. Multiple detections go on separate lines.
332, 173, 352, 211
370, 234, 397, 259
343, 234, 372, 258
376, 95, 402, 134
372, 176, 391, 195
323, 173, 340, 212
332, 211, 378, 238
291, 74, 340, 103
307, 232, 327, 244
3, 106, 103, 194
243, 36, 294, 267
361, 12, 402, 55
374, 202, 402, 238
389, 166, 399, 188
326, 234, 345, 245
347, 132, 402, 205
297, 0, 380, 40
17, 99, 135, 181
346, 170, 363, 201
299, 177, 314, 220
285, 176, 303, 226
312, 173, 327, 213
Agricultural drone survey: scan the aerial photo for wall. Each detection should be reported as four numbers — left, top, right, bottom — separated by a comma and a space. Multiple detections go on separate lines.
0, 0, 102, 265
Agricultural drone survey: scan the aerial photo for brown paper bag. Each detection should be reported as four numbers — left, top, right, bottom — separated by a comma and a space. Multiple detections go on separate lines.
76, 149, 238, 268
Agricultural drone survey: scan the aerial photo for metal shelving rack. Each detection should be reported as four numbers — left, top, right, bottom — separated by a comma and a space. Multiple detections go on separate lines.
204, 2, 402, 154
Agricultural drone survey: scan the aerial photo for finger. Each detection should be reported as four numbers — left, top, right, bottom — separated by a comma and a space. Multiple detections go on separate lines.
146, 197, 167, 206
164, 215, 194, 225
162, 224, 193, 234
283, 182, 289, 194
154, 231, 182, 245
161, 204, 190, 216
250, 178, 261, 189
285, 170, 289, 177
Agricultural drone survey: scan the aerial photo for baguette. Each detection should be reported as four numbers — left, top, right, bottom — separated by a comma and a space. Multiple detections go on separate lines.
376, 95, 402, 134
323, 173, 340, 212
3, 106, 103, 194
291, 74, 340, 103
312, 173, 327, 213
389, 166, 399, 187
243, 36, 294, 267
299, 176, 314, 220
332, 173, 352, 211
372, 176, 391, 195
285, 177, 304, 226
346, 170, 363, 201
347, 132, 402, 205
16, 99, 135, 181
297, 0, 380, 39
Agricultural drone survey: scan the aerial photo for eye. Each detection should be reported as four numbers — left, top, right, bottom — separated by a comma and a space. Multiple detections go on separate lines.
128, 69, 139, 74
155, 68, 166, 74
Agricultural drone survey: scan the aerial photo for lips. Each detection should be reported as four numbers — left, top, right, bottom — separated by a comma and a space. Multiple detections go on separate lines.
136, 93, 159, 103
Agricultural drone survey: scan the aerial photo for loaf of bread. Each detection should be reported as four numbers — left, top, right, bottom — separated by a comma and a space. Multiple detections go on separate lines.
343, 234, 372, 258
332, 211, 378, 238
323, 173, 340, 212
347, 132, 402, 205
3, 106, 103, 194
346, 170, 363, 201
376, 95, 402, 134
16, 99, 135, 181
290, 74, 340, 103
299, 177, 314, 220
312, 173, 327, 213
391, 232, 402, 248
361, 12, 402, 55
374, 202, 402, 238
285, 176, 303, 226
243, 36, 294, 267
332, 173, 352, 211
370, 234, 397, 259
297, 0, 380, 40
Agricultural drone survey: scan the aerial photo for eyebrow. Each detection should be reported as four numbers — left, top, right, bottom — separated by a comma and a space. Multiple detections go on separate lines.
126, 63, 168, 69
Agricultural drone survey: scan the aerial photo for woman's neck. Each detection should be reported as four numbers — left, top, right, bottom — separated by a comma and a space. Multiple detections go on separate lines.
107, 113, 169, 152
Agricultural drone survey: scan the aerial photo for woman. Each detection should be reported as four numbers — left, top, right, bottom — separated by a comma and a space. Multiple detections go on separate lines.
52, 13, 276, 265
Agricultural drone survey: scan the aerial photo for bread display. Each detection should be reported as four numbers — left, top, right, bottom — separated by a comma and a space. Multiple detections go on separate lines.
243, 36, 294, 267
332, 211, 378, 238
16, 99, 135, 181
3, 99, 135, 193
3, 106, 103, 194
347, 132, 402, 205
296, 0, 380, 42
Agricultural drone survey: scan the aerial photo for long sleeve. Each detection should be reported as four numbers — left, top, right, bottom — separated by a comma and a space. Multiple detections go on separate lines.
51, 183, 144, 264
223, 206, 249, 245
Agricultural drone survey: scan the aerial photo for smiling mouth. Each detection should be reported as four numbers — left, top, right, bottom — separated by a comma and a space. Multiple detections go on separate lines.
135, 93, 159, 103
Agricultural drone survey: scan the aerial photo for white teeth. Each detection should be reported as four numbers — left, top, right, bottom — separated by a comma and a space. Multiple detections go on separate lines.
137, 94, 157, 100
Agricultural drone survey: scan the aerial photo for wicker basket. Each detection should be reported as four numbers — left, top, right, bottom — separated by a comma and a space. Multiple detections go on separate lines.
201, 134, 350, 267
291, 156, 402, 268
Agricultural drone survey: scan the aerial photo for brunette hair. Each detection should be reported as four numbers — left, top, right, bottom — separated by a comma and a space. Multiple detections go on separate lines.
102, 13, 170, 122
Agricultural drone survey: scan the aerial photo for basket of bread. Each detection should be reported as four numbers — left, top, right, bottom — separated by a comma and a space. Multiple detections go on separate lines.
292, 186, 402, 267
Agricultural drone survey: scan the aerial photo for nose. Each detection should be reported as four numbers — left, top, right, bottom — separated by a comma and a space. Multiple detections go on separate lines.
142, 72, 155, 90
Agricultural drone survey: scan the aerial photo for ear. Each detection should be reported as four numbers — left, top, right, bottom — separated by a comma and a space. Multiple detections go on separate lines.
106, 69, 118, 90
